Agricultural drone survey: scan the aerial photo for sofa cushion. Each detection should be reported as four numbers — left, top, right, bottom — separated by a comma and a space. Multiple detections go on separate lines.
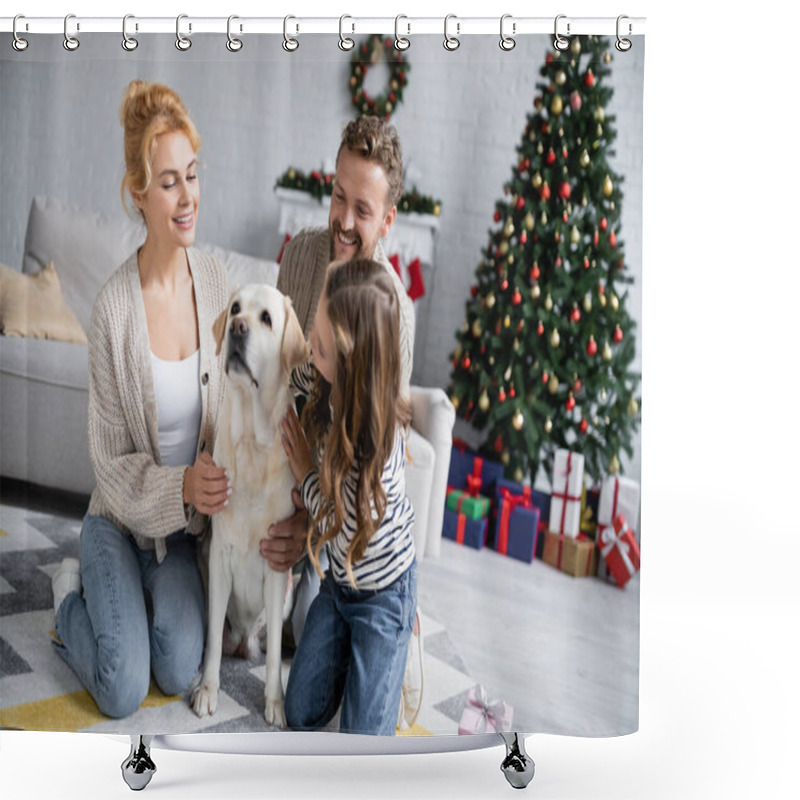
197, 242, 279, 290
23, 195, 144, 333
1, 261, 88, 344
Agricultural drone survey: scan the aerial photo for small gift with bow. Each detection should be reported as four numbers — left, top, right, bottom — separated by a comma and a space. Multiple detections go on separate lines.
598, 513, 641, 588
493, 484, 541, 563
445, 475, 490, 521
549, 449, 585, 539
458, 684, 514, 735
495, 478, 551, 558
442, 507, 489, 550
596, 475, 640, 583
447, 438, 505, 499
542, 530, 597, 577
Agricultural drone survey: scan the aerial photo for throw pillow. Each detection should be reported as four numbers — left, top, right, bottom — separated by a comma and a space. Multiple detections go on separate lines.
0, 261, 88, 344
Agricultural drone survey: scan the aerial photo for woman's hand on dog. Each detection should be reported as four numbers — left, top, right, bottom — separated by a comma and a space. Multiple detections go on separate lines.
183, 451, 231, 516
260, 488, 307, 572
281, 406, 314, 485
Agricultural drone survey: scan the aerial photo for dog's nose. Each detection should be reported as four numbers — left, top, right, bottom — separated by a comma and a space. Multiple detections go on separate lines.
231, 317, 249, 338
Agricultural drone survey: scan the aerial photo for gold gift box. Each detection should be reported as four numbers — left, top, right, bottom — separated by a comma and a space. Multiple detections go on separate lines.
542, 531, 597, 577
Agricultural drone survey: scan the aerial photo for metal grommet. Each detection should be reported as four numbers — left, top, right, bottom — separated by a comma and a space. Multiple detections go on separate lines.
63, 14, 80, 51
283, 15, 299, 52
227, 15, 243, 52
122, 14, 138, 51
553, 14, 570, 52
338, 15, 354, 51
499, 14, 516, 51
443, 14, 460, 51
616, 15, 632, 52
12, 15, 29, 52
176, 14, 192, 51
395, 15, 410, 51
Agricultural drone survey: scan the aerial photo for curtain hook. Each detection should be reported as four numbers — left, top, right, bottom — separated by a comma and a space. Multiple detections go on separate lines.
122, 14, 138, 51
283, 15, 299, 52
227, 15, 243, 52
12, 14, 29, 52
553, 14, 570, 52
176, 14, 192, 51
443, 14, 460, 51
395, 15, 410, 51
338, 15, 354, 51
63, 13, 80, 51
499, 14, 516, 51
616, 15, 632, 52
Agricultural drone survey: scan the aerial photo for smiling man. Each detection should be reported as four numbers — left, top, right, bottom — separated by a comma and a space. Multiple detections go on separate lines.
276, 115, 414, 397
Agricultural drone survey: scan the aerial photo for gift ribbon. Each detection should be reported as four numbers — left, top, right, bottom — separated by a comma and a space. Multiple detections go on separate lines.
552, 531, 593, 574
463, 685, 512, 735
456, 512, 466, 545
452, 437, 471, 454
599, 513, 637, 578
497, 486, 532, 556
466, 473, 482, 497
597, 475, 620, 540
552, 451, 582, 534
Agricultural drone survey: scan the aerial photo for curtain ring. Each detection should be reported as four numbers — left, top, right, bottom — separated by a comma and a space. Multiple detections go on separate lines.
227, 15, 243, 52
338, 15, 354, 51
12, 15, 29, 52
395, 15, 410, 51
283, 15, 299, 52
615, 15, 632, 52
176, 14, 192, 51
553, 14, 570, 52
499, 14, 516, 51
63, 14, 80, 51
122, 14, 138, 51
443, 14, 460, 51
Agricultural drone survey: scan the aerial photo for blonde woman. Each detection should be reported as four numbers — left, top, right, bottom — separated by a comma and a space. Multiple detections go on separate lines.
280, 259, 417, 736
51, 81, 229, 718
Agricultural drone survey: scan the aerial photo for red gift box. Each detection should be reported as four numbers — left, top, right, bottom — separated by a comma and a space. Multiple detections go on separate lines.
598, 514, 641, 588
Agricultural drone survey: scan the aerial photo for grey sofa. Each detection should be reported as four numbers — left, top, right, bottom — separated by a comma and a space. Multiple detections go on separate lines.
0, 196, 455, 558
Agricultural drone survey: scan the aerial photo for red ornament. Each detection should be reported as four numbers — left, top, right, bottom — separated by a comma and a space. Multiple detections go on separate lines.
470, 285, 478, 297
537, 322, 545, 336
570, 90, 582, 112
510, 387, 516, 398
555, 256, 562, 268
501, 279, 509, 291
530, 264, 540, 281
583, 257, 590, 269
498, 388, 507, 403
541, 182, 551, 201
520, 231, 528, 244
566, 393, 576, 411
494, 435, 504, 453
593, 230, 599, 246
600, 217, 608, 231
585, 70, 595, 87
559, 181, 571, 199
512, 289, 522, 305
462, 355, 472, 369
494, 210, 501, 223
586, 336, 598, 356
609, 231, 617, 247
613, 325, 623, 343
579, 419, 588, 434
570, 307, 581, 322
573, 379, 582, 392
516, 196, 525, 210
562, 147, 569, 159
546, 149, 556, 166
542, 372, 549, 383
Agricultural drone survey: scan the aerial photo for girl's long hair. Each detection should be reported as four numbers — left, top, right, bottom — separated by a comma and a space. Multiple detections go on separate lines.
302, 259, 411, 588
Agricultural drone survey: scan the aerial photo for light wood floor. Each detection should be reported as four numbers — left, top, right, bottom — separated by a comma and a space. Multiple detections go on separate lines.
418, 538, 640, 737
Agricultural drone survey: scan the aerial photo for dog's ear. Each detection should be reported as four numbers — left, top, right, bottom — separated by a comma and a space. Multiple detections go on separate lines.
212, 307, 227, 357
281, 296, 309, 374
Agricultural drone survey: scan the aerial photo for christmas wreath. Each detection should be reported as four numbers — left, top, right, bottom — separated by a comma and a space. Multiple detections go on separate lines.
350, 34, 409, 119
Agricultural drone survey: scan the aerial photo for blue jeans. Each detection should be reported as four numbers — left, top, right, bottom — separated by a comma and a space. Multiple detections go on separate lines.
53, 514, 206, 719
285, 561, 417, 736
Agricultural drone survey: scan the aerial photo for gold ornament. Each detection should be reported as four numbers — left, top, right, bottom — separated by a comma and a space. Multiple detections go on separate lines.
512, 410, 524, 431
501, 451, 510, 466
609, 454, 620, 474
583, 293, 592, 312
450, 395, 460, 411
504, 366, 512, 381
508, 254, 515, 266
504, 315, 511, 328
550, 94, 563, 116
599, 291, 607, 307
472, 319, 483, 337
454, 345, 463, 360
610, 293, 619, 311
570, 226, 581, 245
595, 106, 605, 123
479, 390, 490, 412
628, 397, 639, 416
486, 293, 496, 308
544, 293, 553, 311
556, 70, 567, 86
571, 38, 582, 55
504, 219, 515, 237
604, 51, 611, 64
548, 374, 560, 394
499, 241, 509, 255
544, 417, 553, 434
550, 328, 560, 347
602, 341, 613, 361
514, 467, 524, 483
540, 211, 548, 226
524, 211, 535, 230
513, 337, 520, 352
579, 149, 590, 168
532, 172, 543, 189
531, 283, 541, 300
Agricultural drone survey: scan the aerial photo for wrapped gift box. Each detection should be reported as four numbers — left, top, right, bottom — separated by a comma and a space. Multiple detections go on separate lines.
549, 449, 584, 538
494, 486, 541, 563
442, 508, 489, 550
458, 684, 514, 735
598, 474, 640, 536
446, 486, 491, 520
542, 530, 596, 577
447, 439, 505, 498
495, 478, 550, 558
598, 513, 641, 589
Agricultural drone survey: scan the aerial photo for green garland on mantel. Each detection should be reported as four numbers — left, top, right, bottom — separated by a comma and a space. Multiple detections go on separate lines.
276, 167, 441, 217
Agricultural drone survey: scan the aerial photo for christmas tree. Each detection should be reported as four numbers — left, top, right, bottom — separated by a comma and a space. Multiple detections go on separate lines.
447, 35, 641, 485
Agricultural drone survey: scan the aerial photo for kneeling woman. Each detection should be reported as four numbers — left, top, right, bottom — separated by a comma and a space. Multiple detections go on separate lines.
51, 80, 229, 718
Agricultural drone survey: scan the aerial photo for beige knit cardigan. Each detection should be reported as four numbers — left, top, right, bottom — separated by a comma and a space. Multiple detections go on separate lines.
86, 248, 228, 563
276, 227, 415, 396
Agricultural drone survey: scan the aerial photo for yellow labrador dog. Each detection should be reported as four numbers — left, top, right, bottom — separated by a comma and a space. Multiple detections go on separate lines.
191, 284, 308, 727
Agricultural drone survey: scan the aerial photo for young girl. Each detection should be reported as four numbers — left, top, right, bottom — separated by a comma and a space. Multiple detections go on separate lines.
280, 258, 417, 736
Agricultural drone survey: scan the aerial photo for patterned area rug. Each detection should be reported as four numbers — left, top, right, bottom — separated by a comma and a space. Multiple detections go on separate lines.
0, 502, 475, 736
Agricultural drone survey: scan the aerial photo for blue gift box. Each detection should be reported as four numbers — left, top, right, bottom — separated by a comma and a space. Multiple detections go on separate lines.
447, 443, 505, 498
442, 508, 488, 550
494, 493, 541, 563
494, 478, 551, 559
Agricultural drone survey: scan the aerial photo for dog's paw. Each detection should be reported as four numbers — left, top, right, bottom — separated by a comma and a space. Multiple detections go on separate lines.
191, 683, 219, 718
264, 697, 286, 729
